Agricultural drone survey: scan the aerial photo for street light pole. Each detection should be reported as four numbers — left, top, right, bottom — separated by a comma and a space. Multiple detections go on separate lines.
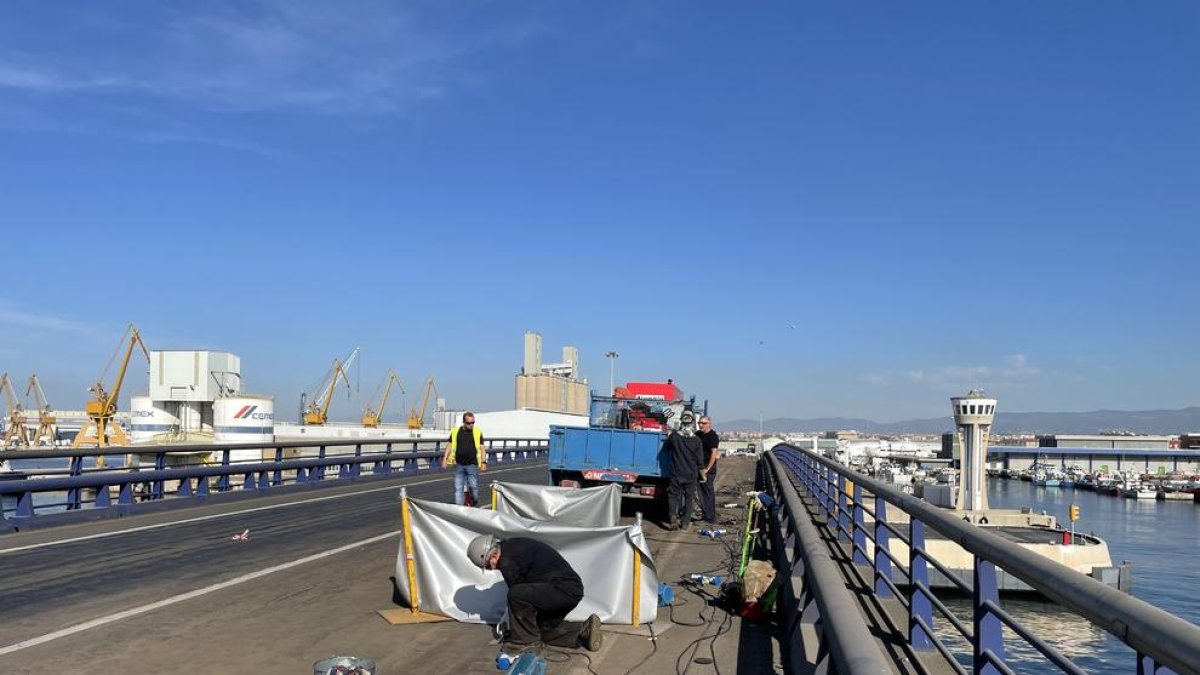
605, 351, 619, 394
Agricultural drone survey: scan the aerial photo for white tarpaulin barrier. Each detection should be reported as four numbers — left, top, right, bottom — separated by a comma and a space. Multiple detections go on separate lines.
395, 497, 658, 625
492, 481, 622, 528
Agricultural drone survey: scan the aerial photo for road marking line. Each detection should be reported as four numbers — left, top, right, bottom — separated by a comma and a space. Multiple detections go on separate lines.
0, 529, 403, 657
0, 465, 536, 554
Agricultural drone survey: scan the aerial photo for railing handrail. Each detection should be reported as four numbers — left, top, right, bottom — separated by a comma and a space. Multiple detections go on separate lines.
776, 443, 1200, 675
0, 450, 453, 494
763, 451, 894, 674
1, 439, 549, 524
0, 436, 543, 462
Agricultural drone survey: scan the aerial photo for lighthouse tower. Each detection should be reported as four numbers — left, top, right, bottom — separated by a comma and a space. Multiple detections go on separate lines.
951, 389, 996, 512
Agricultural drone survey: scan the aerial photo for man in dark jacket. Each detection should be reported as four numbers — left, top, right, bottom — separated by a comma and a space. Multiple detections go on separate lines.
664, 410, 705, 530
467, 535, 603, 652
696, 416, 721, 524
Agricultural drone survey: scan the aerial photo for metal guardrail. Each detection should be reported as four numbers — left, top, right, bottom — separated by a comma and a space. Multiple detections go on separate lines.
0, 437, 548, 527
758, 448, 894, 674
770, 444, 1200, 675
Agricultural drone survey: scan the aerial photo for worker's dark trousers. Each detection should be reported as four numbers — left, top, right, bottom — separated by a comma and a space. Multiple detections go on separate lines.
698, 464, 718, 523
668, 478, 698, 527
506, 581, 586, 647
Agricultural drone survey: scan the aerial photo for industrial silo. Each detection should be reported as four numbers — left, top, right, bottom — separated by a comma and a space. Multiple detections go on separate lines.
129, 395, 180, 444
214, 396, 275, 442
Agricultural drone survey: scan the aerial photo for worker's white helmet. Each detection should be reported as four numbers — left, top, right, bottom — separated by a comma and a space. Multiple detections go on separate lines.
467, 534, 498, 569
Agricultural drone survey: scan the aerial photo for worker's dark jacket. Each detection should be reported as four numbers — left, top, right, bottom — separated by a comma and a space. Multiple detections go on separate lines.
497, 537, 584, 597
666, 432, 704, 482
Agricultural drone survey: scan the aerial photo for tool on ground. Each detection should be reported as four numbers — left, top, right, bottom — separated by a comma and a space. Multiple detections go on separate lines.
698, 528, 726, 538
688, 573, 723, 586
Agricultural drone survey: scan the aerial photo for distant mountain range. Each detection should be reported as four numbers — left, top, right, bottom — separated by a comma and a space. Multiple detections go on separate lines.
718, 407, 1200, 436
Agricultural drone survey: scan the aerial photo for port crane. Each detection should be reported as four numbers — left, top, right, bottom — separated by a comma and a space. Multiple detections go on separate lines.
361, 369, 404, 428
303, 348, 358, 425
1, 372, 32, 448
75, 324, 150, 452
407, 376, 439, 430
25, 374, 56, 446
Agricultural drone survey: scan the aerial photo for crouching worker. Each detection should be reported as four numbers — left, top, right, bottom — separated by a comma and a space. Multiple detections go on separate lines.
467, 534, 603, 652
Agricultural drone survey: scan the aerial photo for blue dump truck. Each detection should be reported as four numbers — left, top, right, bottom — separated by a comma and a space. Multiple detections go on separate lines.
548, 381, 705, 512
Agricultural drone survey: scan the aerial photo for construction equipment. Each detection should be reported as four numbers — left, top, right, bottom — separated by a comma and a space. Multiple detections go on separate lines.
75, 324, 151, 451
407, 376, 439, 430
362, 369, 404, 428
302, 349, 357, 425
1, 372, 32, 448
25, 374, 56, 446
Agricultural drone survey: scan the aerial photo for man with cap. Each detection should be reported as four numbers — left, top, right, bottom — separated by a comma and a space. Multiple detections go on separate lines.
664, 409, 705, 531
466, 534, 603, 652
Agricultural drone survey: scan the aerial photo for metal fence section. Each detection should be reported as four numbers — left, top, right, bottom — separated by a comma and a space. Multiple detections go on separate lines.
758, 449, 894, 674
769, 444, 1200, 675
0, 437, 547, 528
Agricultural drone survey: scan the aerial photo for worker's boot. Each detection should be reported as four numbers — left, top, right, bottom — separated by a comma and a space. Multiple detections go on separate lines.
580, 614, 603, 652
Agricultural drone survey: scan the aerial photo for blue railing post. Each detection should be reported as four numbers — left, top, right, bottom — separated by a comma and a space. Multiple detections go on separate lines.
273, 447, 284, 486
837, 474, 850, 542
873, 494, 893, 598
316, 445, 327, 481
15, 490, 34, 519
218, 450, 231, 492
973, 558, 1006, 674
118, 483, 134, 511
152, 451, 166, 500
852, 483, 869, 565
67, 455, 84, 510
909, 518, 935, 650
817, 465, 827, 517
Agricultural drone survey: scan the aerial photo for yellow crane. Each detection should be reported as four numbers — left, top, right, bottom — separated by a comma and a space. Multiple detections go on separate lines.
1, 372, 32, 448
303, 358, 352, 425
75, 324, 150, 451
25, 374, 56, 447
407, 376, 439, 430
362, 369, 404, 428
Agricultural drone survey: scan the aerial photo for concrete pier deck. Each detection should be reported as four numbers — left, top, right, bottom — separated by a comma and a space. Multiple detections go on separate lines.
0, 457, 781, 674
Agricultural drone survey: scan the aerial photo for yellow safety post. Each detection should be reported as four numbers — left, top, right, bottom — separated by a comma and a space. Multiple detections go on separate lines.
491, 486, 498, 511
631, 548, 641, 627
400, 488, 420, 613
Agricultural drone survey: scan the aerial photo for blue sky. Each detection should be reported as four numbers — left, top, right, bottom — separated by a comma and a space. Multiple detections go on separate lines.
1, 1, 1197, 424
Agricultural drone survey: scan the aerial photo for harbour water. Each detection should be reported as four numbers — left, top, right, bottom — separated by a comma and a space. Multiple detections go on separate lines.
938, 478, 1199, 673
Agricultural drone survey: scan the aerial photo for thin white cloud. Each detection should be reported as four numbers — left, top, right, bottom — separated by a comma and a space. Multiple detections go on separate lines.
0, 2, 547, 116
0, 307, 91, 333
861, 374, 891, 386
1000, 354, 1040, 378
898, 355, 1041, 389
